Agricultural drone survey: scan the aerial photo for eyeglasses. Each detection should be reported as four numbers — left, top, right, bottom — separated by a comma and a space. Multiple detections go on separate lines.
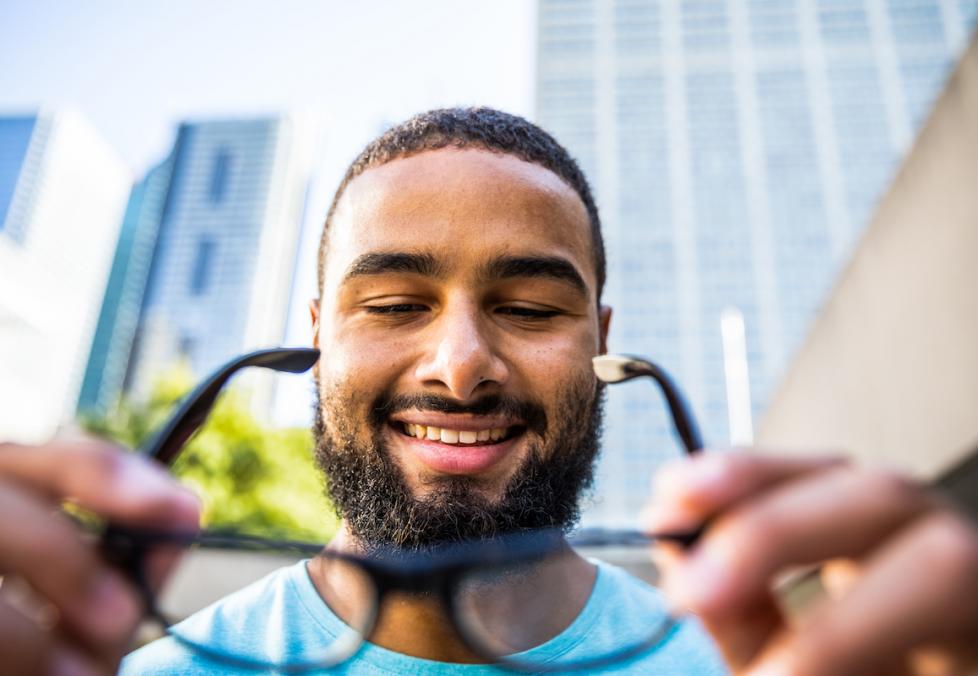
99, 348, 705, 672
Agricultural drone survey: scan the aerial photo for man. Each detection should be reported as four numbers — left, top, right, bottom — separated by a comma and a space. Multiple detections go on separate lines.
1, 108, 976, 675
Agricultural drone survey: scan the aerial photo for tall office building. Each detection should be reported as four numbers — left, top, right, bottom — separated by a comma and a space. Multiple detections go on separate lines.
83, 116, 315, 419
536, 0, 978, 524
77, 154, 176, 416
0, 110, 131, 443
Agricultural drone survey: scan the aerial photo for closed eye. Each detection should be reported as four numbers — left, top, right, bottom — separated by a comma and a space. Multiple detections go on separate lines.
495, 307, 561, 319
364, 304, 429, 315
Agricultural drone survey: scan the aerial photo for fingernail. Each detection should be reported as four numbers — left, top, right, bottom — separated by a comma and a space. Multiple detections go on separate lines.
118, 459, 179, 497
649, 543, 683, 571
641, 503, 700, 533
651, 461, 688, 500
115, 460, 201, 522
684, 454, 728, 486
663, 547, 726, 609
86, 571, 140, 642
50, 647, 99, 676
744, 654, 791, 676
653, 454, 727, 500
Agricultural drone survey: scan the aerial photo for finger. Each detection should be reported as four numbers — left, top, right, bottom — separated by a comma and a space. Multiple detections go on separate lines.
0, 441, 199, 593
0, 592, 53, 676
0, 480, 140, 653
0, 593, 105, 676
819, 558, 863, 600
644, 452, 846, 532
744, 511, 978, 676
660, 466, 937, 671
698, 598, 784, 671
656, 540, 785, 669
646, 454, 836, 668
654, 541, 785, 669
664, 466, 935, 616
0, 440, 199, 527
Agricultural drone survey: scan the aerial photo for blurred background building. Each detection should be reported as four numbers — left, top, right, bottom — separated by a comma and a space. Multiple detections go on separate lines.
758, 35, 978, 493
78, 116, 316, 420
76, 152, 176, 417
534, 0, 978, 524
0, 110, 130, 443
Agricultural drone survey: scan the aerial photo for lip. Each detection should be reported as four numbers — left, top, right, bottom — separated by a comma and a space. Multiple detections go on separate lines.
387, 420, 523, 475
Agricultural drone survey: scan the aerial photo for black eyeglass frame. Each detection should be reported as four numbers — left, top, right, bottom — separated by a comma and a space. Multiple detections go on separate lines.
100, 347, 706, 672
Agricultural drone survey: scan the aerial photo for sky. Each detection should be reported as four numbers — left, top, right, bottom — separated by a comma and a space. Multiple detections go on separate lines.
0, 1, 536, 173
0, 0, 537, 425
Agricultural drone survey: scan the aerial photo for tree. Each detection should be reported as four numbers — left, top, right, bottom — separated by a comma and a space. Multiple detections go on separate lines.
81, 363, 338, 543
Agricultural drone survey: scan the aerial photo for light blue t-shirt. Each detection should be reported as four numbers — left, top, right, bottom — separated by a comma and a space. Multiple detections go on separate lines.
123, 559, 726, 674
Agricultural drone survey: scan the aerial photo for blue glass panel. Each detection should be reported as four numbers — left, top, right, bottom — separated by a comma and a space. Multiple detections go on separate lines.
190, 236, 216, 295
0, 116, 36, 233
208, 148, 231, 203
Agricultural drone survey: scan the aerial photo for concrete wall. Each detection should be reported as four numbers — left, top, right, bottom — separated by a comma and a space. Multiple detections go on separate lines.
757, 34, 978, 484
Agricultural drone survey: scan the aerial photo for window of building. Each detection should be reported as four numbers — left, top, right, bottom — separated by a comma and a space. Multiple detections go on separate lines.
208, 148, 231, 203
178, 335, 197, 360
190, 236, 215, 295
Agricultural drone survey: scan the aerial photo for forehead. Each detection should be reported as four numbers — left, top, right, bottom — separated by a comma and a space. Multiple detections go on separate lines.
324, 148, 596, 291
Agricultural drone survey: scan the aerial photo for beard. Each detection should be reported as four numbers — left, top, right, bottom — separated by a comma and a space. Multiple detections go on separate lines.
312, 376, 604, 550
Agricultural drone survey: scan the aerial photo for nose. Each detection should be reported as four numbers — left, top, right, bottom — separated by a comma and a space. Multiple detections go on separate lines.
414, 299, 509, 401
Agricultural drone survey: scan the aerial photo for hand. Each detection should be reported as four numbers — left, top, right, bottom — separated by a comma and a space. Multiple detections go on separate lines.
645, 453, 978, 676
0, 439, 199, 676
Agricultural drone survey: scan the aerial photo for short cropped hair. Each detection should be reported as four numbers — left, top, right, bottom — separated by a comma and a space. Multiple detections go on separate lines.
317, 107, 605, 300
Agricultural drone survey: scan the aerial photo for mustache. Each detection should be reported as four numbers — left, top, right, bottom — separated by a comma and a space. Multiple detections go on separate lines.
370, 392, 548, 436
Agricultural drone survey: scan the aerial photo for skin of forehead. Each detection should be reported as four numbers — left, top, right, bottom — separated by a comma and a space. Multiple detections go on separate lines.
322, 148, 598, 299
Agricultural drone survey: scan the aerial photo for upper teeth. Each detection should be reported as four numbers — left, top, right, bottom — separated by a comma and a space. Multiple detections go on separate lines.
404, 423, 508, 444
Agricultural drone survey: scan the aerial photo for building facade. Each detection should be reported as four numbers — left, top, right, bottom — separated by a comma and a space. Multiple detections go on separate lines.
81, 116, 315, 419
536, 0, 978, 524
77, 154, 176, 416
759, 36, 978, 502
0, 110, 131, 443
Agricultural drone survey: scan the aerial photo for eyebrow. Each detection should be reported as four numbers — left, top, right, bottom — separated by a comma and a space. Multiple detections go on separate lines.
341, 251, 588, 297
482, 255, 588, 296
342, 252, 444, 282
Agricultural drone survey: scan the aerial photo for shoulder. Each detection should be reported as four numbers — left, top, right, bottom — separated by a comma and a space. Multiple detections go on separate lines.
120, 636, 214, 675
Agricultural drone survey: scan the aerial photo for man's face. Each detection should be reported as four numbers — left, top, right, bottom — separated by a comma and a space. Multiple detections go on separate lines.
311, 148, 611, 547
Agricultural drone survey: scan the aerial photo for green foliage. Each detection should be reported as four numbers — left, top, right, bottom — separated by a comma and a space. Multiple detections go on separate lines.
81, 363, 338, 543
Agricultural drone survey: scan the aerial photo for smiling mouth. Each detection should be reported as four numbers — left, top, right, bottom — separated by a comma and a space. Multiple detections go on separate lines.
393, 422, 523, 446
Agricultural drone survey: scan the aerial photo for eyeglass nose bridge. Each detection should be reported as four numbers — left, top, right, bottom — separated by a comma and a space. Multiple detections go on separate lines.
375, 569, 445, 596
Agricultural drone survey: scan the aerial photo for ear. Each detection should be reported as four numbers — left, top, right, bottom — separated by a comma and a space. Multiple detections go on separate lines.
598, 305, 612, 355
309, 298, 321, 377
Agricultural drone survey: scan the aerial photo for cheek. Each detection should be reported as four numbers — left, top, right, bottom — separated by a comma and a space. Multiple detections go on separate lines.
515, 331, 597, 391
321, 322, 413, 387
317, 327, 418, 441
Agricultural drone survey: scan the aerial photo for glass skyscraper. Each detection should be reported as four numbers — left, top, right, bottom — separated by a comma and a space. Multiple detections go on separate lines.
536, 0, 978, 524
77, 154, 176, 416
80, 116, 316, 418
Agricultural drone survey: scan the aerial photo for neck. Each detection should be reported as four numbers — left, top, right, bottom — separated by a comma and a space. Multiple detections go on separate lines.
306, 522, 597, 664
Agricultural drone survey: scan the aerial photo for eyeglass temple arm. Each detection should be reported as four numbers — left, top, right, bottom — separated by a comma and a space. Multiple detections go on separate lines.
101, 347, 319, 622
142, 347, 321, 465
593, 354, 703, 454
